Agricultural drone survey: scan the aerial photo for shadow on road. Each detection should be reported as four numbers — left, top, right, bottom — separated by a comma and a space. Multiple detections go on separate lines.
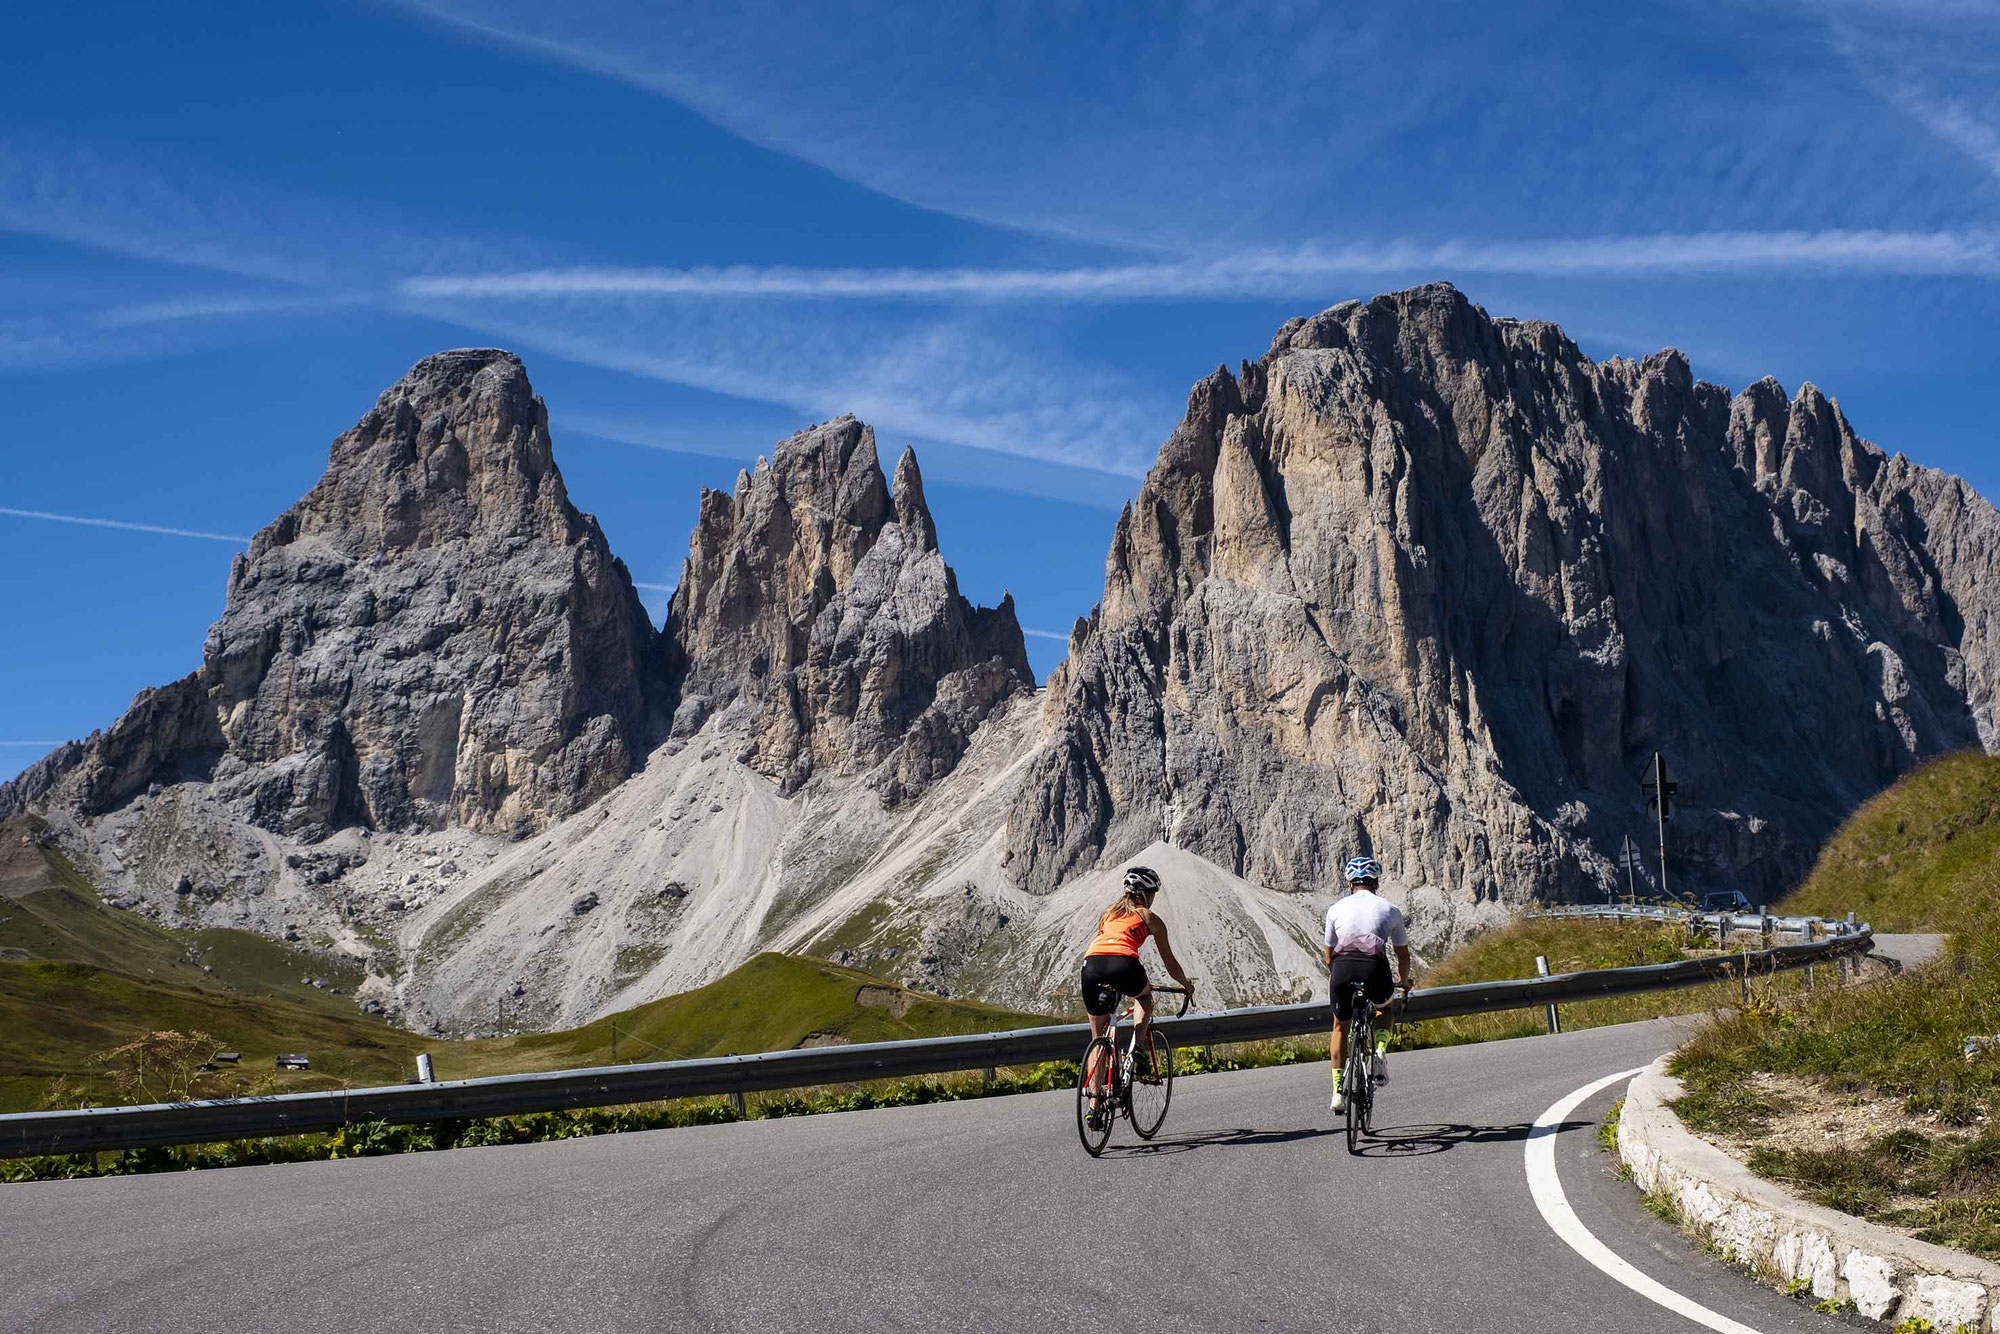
1095, 1119, 1591, 1159
1351, 1120, 1589, 1158
1101, 1125, 1345, 1157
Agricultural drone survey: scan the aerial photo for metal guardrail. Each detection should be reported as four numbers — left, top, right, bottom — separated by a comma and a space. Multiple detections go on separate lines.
0, 926, 1873, 1159
1536, 903, 1859, 940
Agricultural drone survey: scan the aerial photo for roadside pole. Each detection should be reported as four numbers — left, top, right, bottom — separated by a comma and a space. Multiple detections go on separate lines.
1641, 752, 1678, 903
1536, 955, 1561, 1034
1617, 836, 1643, 905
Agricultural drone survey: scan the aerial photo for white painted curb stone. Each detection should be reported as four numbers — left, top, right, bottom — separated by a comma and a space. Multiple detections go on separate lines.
1619, 1055, 2000, 1329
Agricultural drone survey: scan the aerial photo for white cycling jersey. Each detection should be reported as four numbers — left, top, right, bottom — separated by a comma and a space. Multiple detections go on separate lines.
1323, 888, 1409, 959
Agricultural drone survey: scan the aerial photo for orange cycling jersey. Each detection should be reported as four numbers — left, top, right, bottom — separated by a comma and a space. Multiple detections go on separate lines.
1088, 909, 1150, 958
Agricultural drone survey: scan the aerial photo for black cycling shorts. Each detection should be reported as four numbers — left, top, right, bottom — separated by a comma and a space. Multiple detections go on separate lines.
1080, 953, 1150, 1016
1330, 954, 1393, 1019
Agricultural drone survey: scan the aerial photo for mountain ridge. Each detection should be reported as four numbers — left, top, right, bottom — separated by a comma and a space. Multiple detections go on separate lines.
6, 283, 1996, 1027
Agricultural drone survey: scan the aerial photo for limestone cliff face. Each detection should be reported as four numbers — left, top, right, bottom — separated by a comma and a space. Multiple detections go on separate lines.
2, 350, 662, 839
1005, 284, 2000, 907
664, 416, 1033, 800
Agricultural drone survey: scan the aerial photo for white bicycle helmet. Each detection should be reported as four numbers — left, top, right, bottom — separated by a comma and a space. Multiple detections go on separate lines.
1342, 856, 1383, 883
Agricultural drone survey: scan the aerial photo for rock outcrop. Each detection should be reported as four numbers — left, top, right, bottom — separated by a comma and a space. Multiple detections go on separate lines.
2, 350, 662, 840
664, 416, 1033, 800
1005, 284, 2000, 907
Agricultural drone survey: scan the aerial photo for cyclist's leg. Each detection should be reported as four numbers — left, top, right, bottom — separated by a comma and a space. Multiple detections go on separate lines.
1079, 959, 1120, 1104
1328, 959, 1365, 1093
1130, 984, 1155, 1063
1085, 1011, 1112, 1102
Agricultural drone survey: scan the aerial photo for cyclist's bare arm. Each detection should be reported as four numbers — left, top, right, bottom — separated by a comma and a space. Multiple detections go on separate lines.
1147, 911, 1194, 992
1394, 944, 1413, 991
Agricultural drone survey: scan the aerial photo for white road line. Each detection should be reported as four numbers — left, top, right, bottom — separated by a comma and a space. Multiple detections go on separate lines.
1526, 1068, 1770, 1334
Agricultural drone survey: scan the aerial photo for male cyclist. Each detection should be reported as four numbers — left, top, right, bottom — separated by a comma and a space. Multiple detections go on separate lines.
1325, 856, 1412, 1112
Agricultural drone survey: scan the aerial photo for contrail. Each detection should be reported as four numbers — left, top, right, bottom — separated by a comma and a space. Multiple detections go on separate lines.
0, 740, 67, 747
631, 580, 676, 593
1022, 628, 1073, 642
400, 229, 2000, 303
0, 506, 251, 544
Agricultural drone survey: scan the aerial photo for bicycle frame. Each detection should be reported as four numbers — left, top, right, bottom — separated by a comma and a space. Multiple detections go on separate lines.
1086, 986, 1191, 1112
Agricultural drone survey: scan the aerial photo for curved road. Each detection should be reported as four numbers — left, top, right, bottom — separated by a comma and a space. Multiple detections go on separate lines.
1, 1013, 1884, 1334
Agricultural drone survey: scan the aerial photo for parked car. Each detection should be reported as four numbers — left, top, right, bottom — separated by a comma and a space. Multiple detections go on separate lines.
1699, 890, 1756, 914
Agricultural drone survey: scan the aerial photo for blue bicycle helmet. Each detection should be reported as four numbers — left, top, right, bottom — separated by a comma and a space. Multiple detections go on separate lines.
1342, 856, 1383, 883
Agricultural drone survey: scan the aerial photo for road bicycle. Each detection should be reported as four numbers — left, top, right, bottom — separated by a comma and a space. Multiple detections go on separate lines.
1339, 979, 1408, 1155
1075, 984, 1191, 1156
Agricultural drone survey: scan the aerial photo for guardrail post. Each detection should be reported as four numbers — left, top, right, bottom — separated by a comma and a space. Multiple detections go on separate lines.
729, 1090, 747, 1118
1739, 949, 1750, 1004
1535, 956, 1561, 1035
982, 1067, 997, 1086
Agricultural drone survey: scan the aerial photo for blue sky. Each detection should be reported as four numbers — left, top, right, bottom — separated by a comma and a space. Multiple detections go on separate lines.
4, 0, 1999, 781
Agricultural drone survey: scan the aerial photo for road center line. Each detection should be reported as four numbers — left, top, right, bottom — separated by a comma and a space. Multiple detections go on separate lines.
1526, 1067, 1769, 1334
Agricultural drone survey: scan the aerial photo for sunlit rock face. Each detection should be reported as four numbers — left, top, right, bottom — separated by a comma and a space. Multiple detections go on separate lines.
1006, 283, 2000, 909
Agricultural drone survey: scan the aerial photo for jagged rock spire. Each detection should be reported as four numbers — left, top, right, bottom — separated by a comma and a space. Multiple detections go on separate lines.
665, 416, 1032, 799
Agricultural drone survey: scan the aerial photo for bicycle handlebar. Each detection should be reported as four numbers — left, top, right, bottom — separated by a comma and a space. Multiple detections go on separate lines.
1147, 986, 1193, 1018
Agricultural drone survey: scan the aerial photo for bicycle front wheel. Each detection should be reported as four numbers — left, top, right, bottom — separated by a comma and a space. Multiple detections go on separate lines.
1076, 1036, 1116, 1156
1128, 1029, 1174, 1139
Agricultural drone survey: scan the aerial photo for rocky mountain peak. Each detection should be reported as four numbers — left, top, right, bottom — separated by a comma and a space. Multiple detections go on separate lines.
3, 351, 660, 840
666, 417, 1031, 799
269, 349, 579, 557
1008, 283, 2000, 911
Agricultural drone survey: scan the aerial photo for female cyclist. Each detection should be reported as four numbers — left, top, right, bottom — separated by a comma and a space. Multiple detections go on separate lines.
1079, 865, 1194, 1117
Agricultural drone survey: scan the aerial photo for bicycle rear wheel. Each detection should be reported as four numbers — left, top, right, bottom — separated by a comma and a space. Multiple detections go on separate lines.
1344, 1007, 1372, 1155
1128, 1029, 1174, 1139
1076, 1036, 1116, 1156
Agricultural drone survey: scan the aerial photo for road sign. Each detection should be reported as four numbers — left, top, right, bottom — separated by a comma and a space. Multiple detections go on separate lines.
1641, 753, 1678, 819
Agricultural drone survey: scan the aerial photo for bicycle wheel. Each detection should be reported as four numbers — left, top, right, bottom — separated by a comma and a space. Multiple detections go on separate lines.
1076, 1036, 1116, 1156
1344, 1007, 1372, 1155
1128, 1029, 1174, 1139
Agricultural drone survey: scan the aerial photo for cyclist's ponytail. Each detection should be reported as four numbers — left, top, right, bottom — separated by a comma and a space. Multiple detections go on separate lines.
1098, 887, 1150, 930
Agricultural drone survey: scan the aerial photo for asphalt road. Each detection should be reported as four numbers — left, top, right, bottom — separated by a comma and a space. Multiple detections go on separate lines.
1, 1012, 1889, 1334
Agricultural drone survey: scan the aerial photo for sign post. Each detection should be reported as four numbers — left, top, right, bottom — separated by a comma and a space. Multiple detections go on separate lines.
1641, 752, 1678, 902
1616, 836, 1644, 905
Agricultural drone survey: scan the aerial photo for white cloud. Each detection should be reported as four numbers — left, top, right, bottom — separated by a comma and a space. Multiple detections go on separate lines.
391, 0, 2000, 247
407, 295, 1164, 476
1817, 2, 2000, 178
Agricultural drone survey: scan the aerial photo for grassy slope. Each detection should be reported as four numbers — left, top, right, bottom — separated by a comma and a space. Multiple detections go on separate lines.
2, 814, 1048, 1108
0, 818, 364, 1014
443, 953, 1047, 1080
2, 950, 1049, 1110
1777, 750, 2000, 934
1673, 752, 2000, 1259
